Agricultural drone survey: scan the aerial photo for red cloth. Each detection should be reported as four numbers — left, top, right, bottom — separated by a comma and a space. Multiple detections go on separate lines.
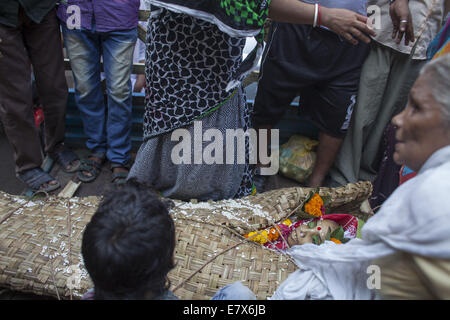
34, 106, 44, 128
399, 165, 417, 185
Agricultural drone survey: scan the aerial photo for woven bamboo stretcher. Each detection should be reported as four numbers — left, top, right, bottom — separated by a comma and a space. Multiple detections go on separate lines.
0, 181, 372, 300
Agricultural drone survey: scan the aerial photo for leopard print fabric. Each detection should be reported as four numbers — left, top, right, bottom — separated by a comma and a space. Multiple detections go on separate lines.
143, 9, 246, 140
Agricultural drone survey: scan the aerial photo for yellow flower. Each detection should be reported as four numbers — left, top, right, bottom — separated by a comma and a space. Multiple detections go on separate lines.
244, 219, 292, 244
244, 230, 269, 244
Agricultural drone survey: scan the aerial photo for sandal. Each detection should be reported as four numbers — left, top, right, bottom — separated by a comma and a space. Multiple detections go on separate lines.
111, 163, 130, 185
18, 168, 61, 192
49, 144, 80, 173
77, 157, 104, 183
111, 171, 129, 185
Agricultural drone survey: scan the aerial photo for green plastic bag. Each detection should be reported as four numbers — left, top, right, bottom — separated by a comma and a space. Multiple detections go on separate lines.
279, 135, 318, 183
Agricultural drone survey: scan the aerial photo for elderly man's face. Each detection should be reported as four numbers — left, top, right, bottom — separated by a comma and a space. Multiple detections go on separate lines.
392, 73, 450, 172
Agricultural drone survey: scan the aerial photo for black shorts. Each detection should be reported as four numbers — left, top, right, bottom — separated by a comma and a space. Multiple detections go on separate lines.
252, 23, 370, 138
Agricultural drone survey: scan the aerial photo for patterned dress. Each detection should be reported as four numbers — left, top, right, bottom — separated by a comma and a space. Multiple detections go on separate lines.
128, 6, 264, 200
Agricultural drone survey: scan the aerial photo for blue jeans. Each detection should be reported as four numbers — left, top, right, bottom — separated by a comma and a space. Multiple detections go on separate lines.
62, 24, 137, 166
211, 281, 257, 300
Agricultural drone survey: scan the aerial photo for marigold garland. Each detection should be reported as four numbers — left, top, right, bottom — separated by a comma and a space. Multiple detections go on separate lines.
244, 219, 292, 244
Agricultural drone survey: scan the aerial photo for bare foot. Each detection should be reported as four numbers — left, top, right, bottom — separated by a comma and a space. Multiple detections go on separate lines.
64, 159, 80, 172
113, 167, 128, 174
40, 180, 59, 189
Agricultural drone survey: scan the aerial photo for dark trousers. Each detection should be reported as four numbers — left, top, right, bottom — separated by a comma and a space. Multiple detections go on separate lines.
253, 23, 369, 138
0, 7, 67, 174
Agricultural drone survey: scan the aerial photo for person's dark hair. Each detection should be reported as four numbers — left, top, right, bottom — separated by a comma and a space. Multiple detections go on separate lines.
81, 179, 176, 300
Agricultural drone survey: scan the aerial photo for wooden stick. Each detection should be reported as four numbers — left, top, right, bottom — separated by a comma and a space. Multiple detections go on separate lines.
58, 180, 81, 199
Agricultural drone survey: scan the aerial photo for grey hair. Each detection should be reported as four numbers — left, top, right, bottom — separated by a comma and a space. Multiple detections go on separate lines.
419, 54, 450, 125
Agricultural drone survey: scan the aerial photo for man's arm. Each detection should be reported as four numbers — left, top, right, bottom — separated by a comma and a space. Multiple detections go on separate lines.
268, 0, 377, 45
389, 0, 414, 45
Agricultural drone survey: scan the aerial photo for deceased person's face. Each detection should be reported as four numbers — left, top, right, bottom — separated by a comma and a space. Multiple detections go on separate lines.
392, 72, 450, 172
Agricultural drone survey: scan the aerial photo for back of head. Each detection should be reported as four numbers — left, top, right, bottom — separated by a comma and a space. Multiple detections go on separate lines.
82, 179, 175, 299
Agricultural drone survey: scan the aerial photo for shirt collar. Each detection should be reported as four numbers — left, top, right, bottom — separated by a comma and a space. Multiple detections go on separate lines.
418, 145, 450, 174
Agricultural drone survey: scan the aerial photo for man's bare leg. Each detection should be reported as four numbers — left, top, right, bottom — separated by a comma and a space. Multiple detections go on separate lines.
308, 131, 343, 187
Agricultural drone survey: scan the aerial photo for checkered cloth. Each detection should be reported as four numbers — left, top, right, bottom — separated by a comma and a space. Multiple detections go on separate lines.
220, 0, 269, 28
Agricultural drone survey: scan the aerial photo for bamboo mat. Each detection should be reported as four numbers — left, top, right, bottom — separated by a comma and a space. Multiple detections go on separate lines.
0, 181, 372, 300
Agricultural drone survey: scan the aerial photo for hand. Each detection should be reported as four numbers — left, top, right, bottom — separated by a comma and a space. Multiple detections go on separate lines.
389, 0, 414, 45
133, 74, 145, 93
321, 7, 377, 45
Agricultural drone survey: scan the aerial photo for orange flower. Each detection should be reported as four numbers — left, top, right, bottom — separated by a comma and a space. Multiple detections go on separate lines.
330, 238, 342, 244
304, 193, 324, 217
268, 227, 280, 242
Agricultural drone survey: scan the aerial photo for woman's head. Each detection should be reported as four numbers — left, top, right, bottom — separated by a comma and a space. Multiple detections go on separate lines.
392, 54, 450, 172
81, 179, 176, 300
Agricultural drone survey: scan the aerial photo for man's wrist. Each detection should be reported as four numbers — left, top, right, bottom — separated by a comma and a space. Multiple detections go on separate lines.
319, 6, 330, 29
